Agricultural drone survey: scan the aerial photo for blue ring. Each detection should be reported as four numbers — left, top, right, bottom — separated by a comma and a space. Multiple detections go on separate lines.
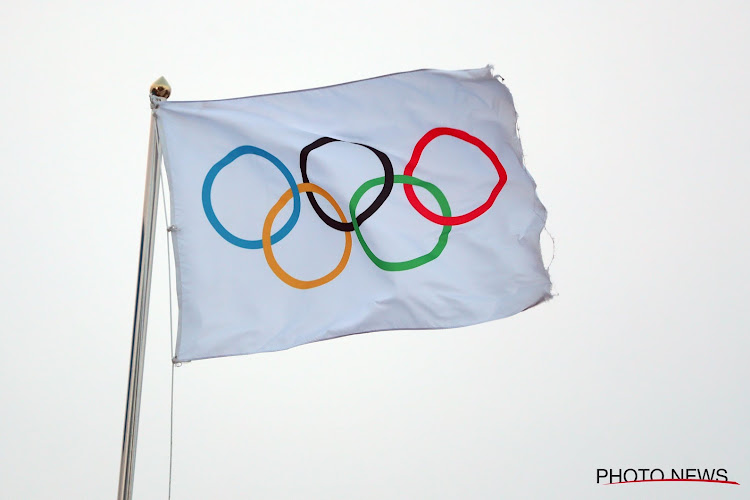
202, 146, 300, 249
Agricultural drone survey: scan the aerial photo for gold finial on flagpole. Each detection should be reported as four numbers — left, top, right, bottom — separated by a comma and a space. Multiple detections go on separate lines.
150, 76, 171, 99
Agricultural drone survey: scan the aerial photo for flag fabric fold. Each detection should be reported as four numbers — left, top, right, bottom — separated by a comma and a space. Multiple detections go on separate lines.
156, 66, 551, 362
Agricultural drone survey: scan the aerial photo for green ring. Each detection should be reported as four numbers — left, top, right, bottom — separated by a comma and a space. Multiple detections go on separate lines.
350, 174, 452, 271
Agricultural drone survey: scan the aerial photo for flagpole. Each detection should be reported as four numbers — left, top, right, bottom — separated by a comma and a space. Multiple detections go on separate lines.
117, 77, 171, 500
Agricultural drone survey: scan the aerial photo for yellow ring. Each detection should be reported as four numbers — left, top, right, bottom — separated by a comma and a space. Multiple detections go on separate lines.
262, 182, 353, 289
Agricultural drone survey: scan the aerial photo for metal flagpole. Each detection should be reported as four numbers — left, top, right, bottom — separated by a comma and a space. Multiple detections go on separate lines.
117, 77, 171, 500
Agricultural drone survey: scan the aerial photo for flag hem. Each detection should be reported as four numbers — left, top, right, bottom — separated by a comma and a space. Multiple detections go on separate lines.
162, 66, 496, 104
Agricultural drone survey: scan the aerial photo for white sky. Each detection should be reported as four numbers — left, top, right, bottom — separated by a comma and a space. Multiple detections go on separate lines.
1, 1, 748, 499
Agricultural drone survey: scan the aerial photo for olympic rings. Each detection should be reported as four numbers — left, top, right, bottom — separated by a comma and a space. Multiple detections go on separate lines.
202, 128, 507, 289
202, 146, 300, 249
350, 175, 452, 272
262, 183, 352, 289
300, 137, 394, 232
403, 127, 507, 226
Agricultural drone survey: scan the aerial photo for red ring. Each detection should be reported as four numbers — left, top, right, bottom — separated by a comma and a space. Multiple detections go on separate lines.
403, 127, 507, 226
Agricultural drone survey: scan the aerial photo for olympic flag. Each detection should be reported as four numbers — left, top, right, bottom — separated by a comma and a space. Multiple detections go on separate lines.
156, 66, 551, 362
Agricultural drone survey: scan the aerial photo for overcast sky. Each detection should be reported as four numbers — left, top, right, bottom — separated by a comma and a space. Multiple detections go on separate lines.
1, 1, 748, 499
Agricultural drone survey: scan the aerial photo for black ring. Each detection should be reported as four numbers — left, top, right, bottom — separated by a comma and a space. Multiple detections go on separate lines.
300, 137, 394, 232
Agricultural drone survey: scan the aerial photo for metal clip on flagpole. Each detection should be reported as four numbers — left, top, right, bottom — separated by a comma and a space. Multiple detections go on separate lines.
117, 77, 171, 500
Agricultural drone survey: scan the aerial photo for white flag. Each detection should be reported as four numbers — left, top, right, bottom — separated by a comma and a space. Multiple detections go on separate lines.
156, 66, 551, 362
